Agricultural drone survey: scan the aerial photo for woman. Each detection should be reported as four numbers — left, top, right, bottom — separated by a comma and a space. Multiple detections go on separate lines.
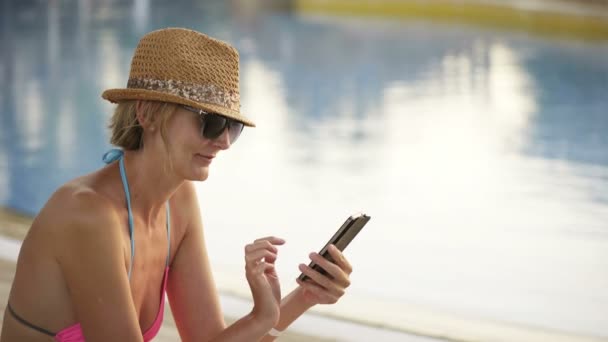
1, 28, 353, 342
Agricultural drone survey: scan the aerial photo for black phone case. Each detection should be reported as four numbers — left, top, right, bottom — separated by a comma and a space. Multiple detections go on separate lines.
298, 213, 370, 282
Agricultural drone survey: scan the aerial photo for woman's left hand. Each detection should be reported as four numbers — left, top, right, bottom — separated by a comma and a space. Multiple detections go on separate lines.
296, 244, 352, 305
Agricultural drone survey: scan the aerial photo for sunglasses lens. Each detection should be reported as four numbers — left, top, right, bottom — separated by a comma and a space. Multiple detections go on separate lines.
227, 121, 244, 144
201, 114, 244, 144
201, 115, 228, 140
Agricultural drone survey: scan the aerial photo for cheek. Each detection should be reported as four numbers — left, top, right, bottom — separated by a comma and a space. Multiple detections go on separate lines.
166, 117, 201, 147
164, 123, 207, 165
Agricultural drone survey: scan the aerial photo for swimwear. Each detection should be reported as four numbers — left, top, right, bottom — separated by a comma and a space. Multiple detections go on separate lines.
7, 149, 171, 341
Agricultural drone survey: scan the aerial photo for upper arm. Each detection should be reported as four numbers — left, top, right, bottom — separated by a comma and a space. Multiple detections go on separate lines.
56, 192, 143, 342
166, 181, 225, 342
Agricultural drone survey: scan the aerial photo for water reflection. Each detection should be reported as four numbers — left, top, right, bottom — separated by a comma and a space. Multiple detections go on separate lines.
0, 0, 115, 213
132, 0, 150, 34
1, 1, 607, 339
201, 13, 608, 339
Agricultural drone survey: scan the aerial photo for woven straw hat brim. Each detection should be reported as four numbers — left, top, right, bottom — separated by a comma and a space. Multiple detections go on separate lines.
102, 88, 255, 127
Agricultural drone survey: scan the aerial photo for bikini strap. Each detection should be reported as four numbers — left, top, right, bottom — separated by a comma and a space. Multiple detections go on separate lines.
6, 303, 56, 337
103, 149, 172, 273
103, 149, 136, 279
165, 204, 171, 267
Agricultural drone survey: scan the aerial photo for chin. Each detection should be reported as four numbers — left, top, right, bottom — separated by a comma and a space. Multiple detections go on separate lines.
190, 167, 210, 181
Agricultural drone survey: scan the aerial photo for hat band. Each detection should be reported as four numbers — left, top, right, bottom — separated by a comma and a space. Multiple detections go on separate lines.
127, 77, 240, 111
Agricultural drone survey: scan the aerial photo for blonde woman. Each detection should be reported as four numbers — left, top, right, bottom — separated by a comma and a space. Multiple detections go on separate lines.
1, 28, 352, 342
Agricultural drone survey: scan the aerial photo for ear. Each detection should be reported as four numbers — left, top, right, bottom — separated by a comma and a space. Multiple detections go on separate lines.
135, 100, 155, 131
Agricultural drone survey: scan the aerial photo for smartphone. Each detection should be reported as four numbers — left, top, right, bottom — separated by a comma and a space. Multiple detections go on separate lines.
298, 213, 371, 282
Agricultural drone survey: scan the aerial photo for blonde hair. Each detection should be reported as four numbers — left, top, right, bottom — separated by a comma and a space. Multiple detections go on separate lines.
108, 100, 177, 150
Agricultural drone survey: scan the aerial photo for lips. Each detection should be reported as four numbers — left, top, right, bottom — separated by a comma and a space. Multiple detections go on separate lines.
195, 153, 215, 162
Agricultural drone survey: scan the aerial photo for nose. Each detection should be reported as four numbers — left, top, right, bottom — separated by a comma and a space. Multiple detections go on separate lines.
213, 127, 231, 150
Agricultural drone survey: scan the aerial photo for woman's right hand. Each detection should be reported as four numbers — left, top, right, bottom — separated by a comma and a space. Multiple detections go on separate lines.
244, 236, 285, 327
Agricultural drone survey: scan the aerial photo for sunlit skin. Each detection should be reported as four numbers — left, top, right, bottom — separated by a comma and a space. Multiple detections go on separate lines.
0, 101, 353, 342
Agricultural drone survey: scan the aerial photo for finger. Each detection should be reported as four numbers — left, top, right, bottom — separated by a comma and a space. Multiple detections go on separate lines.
298, 263, 344, 298
254, 261, 275, 275
247, 263, 276, 294
245, 240, 280, 254
309, 252, 350, 288
327, 244, 353, 274
253, 236, 286, 245
296, 278, 339, 304
247, 261, 275, 279
245, 249, 277, 266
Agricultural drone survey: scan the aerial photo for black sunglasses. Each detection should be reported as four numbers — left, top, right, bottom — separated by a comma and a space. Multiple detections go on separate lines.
180, 105, 244, 144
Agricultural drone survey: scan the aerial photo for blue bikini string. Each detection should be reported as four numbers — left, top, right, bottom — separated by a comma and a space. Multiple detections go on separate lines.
102, 149, 172, 276
102, 149, 136, 279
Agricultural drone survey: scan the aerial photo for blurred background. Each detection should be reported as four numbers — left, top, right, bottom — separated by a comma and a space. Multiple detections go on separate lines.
1, 0, 607, 341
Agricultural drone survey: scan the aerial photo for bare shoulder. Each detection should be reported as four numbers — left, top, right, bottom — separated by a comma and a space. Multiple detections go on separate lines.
170, 181, 202, 246
45, 179, 118, 225
172, 181, 202, 226
30, 178, 124, 256
9, 178, 131, 335
14, 179, 145, 341
173, 180, 198, 204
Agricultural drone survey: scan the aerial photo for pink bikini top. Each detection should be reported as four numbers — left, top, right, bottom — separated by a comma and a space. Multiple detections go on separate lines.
55, 266, 170, 342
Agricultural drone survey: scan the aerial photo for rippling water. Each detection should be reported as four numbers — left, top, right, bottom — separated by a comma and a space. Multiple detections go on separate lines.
1, 1, 607, 340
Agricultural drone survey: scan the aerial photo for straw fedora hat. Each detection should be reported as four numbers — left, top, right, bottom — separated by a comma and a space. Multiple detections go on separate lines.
102, 27, 255, 127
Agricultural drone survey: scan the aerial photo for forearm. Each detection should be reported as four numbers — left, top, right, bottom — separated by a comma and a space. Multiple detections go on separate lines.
208, 313, 274, 342
207, 287, 311, 342
260, 287, 314, 342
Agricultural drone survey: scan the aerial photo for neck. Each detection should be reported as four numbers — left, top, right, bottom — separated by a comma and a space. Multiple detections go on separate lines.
121, 149, 182, 227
